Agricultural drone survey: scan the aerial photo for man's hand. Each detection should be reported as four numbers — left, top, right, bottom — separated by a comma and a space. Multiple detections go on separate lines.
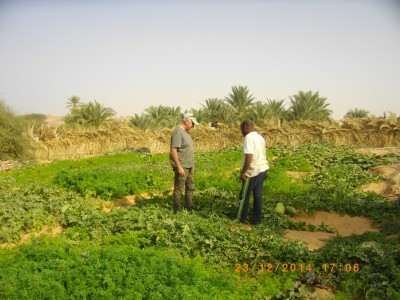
170, 147, 185, 176
240, 153, 252, 181
178, 165, 185, 177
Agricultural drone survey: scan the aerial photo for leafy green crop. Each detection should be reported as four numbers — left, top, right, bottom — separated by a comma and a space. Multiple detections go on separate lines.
2, 152, 170, 188
271, 143, 380, 170
0, 238, 241, 299
1, 143, 399, 299
53, 168, 167, 199
0, 182, 84, 243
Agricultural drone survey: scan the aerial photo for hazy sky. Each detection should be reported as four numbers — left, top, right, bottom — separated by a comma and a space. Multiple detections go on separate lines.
1, 0, 399, 119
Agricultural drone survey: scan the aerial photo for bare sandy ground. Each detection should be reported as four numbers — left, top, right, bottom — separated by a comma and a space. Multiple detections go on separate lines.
284, 211, 379, 250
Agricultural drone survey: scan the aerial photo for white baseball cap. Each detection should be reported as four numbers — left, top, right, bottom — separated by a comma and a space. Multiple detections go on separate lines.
183, 112, 199, 125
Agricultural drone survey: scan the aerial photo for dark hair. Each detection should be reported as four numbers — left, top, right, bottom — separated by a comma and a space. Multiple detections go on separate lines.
241, 120, 254, 128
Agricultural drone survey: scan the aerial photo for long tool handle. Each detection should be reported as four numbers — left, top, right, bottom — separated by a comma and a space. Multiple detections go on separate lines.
237, 177, 250, 221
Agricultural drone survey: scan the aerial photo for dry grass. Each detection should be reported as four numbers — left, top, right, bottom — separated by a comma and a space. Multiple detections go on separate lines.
33, 118, 400, 161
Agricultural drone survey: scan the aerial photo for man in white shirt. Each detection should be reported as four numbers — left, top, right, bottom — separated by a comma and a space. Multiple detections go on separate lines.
239, 120, 269, 224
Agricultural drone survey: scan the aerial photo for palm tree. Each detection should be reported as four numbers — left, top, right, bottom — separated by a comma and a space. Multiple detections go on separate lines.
168, 106, 183, 119
224, 85, 255, 118
77, 101, 116, 129
160, 115, 182, 128
287, 91, 332, 121
129, 114, 155, 130
66, 95, 81, 113
130, 105, 182, 129
145, 105, 169, 124
164, 106, 182, 125
218, 103, 238, 124
344, 108, 369, 119
247, 101, 273, 125
145, 105, 182, 127
200, 98, 225, 125
265, 99, 288, 120
64, 112, 85, 129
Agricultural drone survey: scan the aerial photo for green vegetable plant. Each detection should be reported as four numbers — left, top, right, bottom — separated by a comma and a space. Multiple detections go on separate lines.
1, 143, 399, 299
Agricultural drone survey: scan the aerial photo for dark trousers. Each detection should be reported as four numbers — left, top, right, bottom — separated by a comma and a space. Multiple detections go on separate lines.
239, 171, 267, 224
172, 167, 195, 212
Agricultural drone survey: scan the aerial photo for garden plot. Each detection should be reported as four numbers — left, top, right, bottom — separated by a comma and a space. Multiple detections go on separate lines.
282, 147, 399, 250
1, 143, 399, 299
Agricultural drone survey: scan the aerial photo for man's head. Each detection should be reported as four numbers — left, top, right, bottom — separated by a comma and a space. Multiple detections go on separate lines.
182, 112, 199, 131
240, 120, 254, 136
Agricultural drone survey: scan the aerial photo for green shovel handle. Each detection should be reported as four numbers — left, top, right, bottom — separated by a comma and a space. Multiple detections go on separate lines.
237, 177, 250, 221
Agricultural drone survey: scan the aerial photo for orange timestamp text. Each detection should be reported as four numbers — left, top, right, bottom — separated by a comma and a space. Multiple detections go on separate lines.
321, 263, 360, 273
234, 263, 313, 273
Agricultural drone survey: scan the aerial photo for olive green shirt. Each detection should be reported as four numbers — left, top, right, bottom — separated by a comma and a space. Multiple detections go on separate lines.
170, 126, 194, 168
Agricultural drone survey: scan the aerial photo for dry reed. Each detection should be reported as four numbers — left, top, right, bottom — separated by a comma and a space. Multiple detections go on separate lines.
33, 119, 400, 161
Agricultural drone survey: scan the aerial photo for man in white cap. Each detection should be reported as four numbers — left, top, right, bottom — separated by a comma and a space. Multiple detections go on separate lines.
169, 112, 199, 213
